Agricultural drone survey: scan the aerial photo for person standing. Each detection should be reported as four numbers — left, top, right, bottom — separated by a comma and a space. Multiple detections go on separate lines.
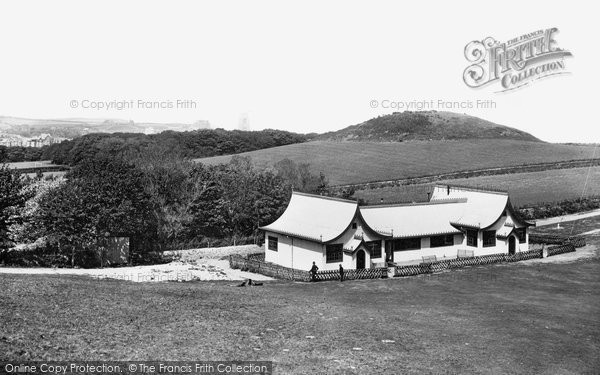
339, 264, 344, 282
310, 261, 319, 282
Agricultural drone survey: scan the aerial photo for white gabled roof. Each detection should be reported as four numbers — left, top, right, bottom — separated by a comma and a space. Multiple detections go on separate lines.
496, 225, 515, 239
344, 238, 363, 252
260, 191, 358, 243
360, 199, 466, 238
261, 185, 529, 242
431, 185, 509, 229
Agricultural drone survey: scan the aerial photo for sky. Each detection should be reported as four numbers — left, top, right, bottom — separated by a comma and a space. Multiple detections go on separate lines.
0, 0, 598, 143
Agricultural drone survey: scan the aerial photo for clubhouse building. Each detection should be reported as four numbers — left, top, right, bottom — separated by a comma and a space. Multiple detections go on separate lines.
260, 185, 534, 270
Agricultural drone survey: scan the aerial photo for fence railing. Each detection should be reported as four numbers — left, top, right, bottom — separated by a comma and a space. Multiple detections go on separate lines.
394, 248, 544, 276
230, 255, 311, 281
547, 243, 577, 257
529, 234, 586, 248
314, 268, 387, 281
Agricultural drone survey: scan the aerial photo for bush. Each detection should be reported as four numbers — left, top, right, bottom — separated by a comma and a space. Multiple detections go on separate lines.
517, 196, 600, 220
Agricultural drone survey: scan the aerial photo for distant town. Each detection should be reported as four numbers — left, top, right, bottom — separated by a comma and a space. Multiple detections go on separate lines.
0, 133, 68, 148
0, 116, 214, 148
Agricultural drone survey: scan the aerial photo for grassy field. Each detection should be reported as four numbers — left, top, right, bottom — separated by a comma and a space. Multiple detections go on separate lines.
532, 214, 600, 237
2, 254, 599, 374
197, 140, 599, 186
354, 166, 600, 207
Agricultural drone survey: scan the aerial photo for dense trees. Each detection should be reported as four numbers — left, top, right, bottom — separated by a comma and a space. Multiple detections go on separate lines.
0, 146, 44, 163
185, 157, 291, 245
273, 158, 328, 193
0, 165, 30, 255
38, 129, 308, 165
2, 148, 328, 266
29, 157, 158, 266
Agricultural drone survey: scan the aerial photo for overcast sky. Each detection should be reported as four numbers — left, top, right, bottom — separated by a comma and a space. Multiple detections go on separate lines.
0, 0, 598, 143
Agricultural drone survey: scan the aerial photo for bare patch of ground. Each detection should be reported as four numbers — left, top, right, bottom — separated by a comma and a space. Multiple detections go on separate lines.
0, 245, 270, 282
163, 244, 262, 261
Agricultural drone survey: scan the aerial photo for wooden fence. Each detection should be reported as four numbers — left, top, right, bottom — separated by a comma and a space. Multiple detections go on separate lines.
547, 243, 577, 257
529, 234, 586, 248
230, 254, 311, 281
394, 248, 544, 276
314, 268, 387, 281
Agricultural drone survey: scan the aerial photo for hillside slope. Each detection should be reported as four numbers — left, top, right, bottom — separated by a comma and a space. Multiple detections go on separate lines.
317, 111, 540, 142
197, 140, 598, 185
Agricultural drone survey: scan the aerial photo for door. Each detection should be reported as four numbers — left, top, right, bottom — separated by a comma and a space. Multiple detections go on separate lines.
508, 236, 516, 255
356, 250, 366, 269
385, 241, 393, 263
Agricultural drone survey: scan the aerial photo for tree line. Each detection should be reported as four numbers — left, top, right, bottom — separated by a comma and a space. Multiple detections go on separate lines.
0, 128, 309, 164
0, 150, 327, 267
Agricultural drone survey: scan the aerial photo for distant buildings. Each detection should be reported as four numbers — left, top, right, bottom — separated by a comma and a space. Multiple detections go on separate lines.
0, 133, 68, 147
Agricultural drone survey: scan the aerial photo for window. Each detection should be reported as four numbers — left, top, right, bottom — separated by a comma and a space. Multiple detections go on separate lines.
430, 234, 454, 248
352, 222, 357, 229
483, 230, 496, 247
366, 240, 382, 258
466, 230, 478, 247
392, 237, 421, 251
326, 244, 343, 263
515, 228, 526, 243
268, 236, 278, 251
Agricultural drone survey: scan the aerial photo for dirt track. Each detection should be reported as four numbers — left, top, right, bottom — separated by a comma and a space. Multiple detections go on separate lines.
535, 208, 600, 227
0, 245, 270, 282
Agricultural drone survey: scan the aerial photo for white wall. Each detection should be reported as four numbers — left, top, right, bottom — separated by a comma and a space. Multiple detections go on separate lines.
264, 213, 388, 270
264, 232, 323, 271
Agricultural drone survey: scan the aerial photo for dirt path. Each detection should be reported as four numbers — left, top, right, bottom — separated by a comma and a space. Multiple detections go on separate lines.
534, 208, 600, 227
0, 259, 272, 282
0, 245, 271, 282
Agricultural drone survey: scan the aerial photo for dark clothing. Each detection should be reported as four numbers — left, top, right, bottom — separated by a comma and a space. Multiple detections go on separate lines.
310, 264, 319, 282
339, 265, 344, 282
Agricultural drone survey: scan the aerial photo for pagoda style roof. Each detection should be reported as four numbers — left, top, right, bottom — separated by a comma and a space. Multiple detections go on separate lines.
259, 191, 359, 243
260, 185, 533, 243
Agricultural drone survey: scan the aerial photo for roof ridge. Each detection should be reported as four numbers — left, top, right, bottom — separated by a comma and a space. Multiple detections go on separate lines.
292, 191, 357, 204
361, 197, 467, 208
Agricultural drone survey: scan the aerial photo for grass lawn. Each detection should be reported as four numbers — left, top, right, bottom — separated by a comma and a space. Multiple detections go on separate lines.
197, 140, 599, 186
532, 214, 600, 237
354, 166, 600, 207
1, 255, 599, 374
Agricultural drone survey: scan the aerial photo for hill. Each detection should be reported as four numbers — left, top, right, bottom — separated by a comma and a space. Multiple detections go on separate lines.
197, 140, 599, 185
317, 111, 540, 142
